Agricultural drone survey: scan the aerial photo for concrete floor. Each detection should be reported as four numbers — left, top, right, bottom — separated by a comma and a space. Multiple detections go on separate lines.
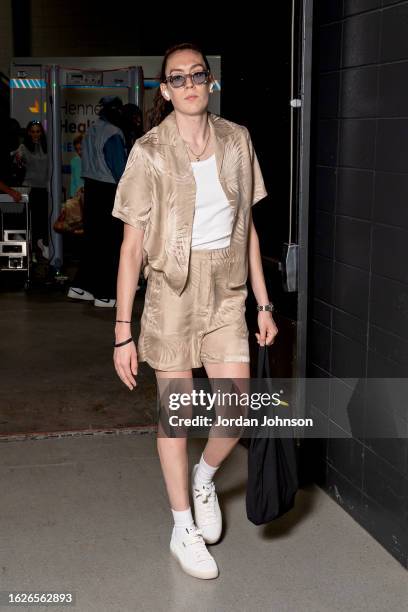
0, 286, 295, 437
0, 287, 158, 435
1, 433, 407, 612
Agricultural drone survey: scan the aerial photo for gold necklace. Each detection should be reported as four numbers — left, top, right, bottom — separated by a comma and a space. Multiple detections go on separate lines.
184, 125, 211, 162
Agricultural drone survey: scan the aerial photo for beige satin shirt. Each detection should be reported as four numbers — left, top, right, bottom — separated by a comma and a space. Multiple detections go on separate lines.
112, 110, 268, 296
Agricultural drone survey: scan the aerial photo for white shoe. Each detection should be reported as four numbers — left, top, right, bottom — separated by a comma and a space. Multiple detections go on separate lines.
191, 464, 222, 544
170, 525, 219, 579
67, 287, 94, 301
37, 239, 49, 260
94, 298, 116, 308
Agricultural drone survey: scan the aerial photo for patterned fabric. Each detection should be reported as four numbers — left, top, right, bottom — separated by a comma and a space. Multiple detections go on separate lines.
112, 110, 268, 296
138, 246, 250, 371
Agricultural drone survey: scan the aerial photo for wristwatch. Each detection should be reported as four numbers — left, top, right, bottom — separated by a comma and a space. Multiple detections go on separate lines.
257, 301, 275, 312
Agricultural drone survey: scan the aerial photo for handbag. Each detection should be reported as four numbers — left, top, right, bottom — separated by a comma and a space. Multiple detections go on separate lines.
245, 344, 299, 525
53, 187, 84, 235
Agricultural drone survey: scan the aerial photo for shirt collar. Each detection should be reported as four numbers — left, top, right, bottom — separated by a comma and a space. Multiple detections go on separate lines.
156, 110, 230, 177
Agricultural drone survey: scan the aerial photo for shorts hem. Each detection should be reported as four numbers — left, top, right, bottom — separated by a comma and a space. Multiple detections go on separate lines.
138, 355, 204, 372
200, 357, 251, 364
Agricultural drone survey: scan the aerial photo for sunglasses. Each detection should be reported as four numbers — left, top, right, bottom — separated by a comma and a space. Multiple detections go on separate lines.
163, 70, 210, 89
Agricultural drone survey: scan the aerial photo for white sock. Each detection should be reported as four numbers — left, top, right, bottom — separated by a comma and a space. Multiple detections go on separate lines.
171, 507, 195, 540
194, 452, 220, 486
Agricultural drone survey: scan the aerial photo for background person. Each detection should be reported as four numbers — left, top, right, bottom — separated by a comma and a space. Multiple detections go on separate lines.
69, 133, 84, 198
13, 120, 49, 260
67, 96, 127, 308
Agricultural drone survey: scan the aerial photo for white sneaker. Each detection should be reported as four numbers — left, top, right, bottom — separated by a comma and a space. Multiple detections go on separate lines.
170, 525, 219, 579
191, 464, 222, 544
94, 298, 116, 308
37, 239, 49, 260
67, 287, 94, 301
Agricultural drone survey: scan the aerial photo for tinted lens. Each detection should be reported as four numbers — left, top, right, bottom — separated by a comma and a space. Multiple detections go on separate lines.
192, 71, 208, 85
169, 74, 185, 88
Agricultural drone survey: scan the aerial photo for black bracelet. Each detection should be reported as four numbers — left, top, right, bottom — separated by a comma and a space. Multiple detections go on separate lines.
114, 336, 133, 348
116, 320, 132, 323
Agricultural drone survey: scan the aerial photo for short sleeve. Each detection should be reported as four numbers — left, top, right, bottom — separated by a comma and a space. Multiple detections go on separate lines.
243, 127, 268, 207
16, 144, 26, 161
112, 142, 152, 230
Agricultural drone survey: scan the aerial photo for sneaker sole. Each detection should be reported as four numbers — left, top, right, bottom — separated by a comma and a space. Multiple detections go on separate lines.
67, 290, 94, 301
191, 465, 222, 545
94, 302, 116, 308
200, 532, 222, 545
169, 541, 219, 580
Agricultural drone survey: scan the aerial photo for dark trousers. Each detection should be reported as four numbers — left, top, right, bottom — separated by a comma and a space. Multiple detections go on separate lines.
29, 187, 49, 248
73, 178, 122, 300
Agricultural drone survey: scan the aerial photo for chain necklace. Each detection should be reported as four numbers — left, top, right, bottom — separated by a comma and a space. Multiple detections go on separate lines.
183, 124, 211, 162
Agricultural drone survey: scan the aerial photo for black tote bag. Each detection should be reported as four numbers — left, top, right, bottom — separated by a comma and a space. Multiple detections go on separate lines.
246, 345, 299, 525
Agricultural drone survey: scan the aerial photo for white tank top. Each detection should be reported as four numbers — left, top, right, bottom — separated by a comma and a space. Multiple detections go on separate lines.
190, 154, 234, 250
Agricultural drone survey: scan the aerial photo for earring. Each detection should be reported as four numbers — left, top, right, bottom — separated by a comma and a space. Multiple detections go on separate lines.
164, 91, 170, 100
209, 85, 214, 93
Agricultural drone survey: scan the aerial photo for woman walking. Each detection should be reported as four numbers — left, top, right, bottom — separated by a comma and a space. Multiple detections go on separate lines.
14, 120, 49, 260
112, 42, 278, 579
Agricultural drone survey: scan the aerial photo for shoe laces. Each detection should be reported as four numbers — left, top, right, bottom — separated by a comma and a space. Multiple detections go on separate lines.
193, 481, 217, 519
182, 526, 213, 563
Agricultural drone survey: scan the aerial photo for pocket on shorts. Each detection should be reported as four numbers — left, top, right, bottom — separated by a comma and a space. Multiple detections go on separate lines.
227, 249, 249, 290
142, 270, 165, 332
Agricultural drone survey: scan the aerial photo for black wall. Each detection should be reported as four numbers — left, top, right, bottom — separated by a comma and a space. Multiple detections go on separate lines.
138, 10, 292, 264
307, 0, 408, 567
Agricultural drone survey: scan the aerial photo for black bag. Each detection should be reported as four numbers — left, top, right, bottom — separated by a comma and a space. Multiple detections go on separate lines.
245, 345, 299, 525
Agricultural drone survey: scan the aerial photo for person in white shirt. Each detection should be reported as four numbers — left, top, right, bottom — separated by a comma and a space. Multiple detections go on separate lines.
112, 43, 278, 581
14, 121, 49, 260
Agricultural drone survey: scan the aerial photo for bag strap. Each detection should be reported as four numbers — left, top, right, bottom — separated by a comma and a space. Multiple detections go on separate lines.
257, 344, 272, 378
257, 345, 265, 378
264, 344, 271, 378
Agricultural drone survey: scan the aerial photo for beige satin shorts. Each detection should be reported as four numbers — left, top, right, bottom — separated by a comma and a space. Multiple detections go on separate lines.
137, 245, 250, 371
